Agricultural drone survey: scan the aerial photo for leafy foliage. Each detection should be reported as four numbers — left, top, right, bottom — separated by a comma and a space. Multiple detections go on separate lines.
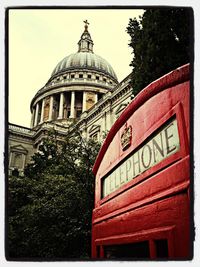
127, 8, 192, 95
8, 128, 100, 259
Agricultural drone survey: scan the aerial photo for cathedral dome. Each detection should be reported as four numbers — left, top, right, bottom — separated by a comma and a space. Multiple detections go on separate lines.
30, 21, 119, 128
51, 52, 118, 81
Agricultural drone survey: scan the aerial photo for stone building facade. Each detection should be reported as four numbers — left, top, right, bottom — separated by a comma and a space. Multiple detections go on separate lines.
8, 22, 133, 176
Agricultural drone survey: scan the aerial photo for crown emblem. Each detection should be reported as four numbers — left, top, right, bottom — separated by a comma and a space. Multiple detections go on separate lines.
121, 123, 132, 150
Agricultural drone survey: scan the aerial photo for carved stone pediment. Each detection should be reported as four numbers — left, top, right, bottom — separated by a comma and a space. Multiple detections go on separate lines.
89, 124, 100, 134
10, 144, 28, 154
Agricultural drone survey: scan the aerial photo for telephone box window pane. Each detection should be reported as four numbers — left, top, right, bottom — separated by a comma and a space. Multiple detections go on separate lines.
96, 246, 100, 258
104, 241, 150, 259
155, 239, 168, 258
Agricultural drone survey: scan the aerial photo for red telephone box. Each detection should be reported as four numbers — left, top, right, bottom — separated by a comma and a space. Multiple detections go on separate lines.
92, 64, 191, 259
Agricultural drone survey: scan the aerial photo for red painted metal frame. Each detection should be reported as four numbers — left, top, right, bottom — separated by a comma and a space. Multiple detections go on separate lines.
92, 193, 190, 259
95, 225, 176, 259
92, 64, 190, 259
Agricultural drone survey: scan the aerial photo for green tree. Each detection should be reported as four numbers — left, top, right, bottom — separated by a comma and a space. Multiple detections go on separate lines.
127, 8, 192, 95
8, 128, 100, 259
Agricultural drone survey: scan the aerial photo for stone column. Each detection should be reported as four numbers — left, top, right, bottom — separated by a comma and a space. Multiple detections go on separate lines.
30, 108, 35, 128
82, 91, 87, 112
39, 99, 45, 124
58, 92, 64, 119
70, 91, 75, 118
9, 152, 13, 175
34, 103, 39, 127
104, 112, 107, 132
22, 154, 26, 169
18, 154, 26, 176
9, 152, 13, 168
95, 93, 98, 103
48, 95, 54, 121
106, 108, 112, 131
101, 112, 106, 139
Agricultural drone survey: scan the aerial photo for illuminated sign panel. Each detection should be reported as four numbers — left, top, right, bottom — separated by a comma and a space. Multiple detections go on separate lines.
102, 118, 180, 198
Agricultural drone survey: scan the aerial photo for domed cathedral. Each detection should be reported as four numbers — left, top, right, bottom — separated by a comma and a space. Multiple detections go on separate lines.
30, 20, 118, 128
8, 21, 133, 176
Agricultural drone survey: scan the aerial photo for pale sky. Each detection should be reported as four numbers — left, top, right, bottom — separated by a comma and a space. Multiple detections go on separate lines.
9, 9, 144, 128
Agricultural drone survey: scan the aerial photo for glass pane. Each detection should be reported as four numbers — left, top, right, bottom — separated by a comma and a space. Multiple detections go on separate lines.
155, 239, 168, 258
104, 241, 150, 259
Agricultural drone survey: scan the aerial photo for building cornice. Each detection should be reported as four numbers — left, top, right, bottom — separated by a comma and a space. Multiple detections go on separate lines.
9, 123, 35, 138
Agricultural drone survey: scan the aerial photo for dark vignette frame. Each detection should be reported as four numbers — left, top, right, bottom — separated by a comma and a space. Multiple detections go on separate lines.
4, 5, 194, 262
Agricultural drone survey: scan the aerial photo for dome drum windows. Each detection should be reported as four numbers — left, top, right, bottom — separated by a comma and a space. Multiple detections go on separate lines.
32, 85, 103, 127
75, 92, 83, 118
76, 108, 82, 118
43, 97, 50, 122
52, 95, 60, 120
51, 72, 114, 84
65, 106, 71, 119
49, 67, 117, 90
57, 92, 71, 119
85, 92, 97, 110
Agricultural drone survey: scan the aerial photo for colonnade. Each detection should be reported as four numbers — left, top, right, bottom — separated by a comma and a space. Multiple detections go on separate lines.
31, 91, 98, 128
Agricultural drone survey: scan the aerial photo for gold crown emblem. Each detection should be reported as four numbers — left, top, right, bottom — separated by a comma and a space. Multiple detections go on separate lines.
121, 124, 132, 150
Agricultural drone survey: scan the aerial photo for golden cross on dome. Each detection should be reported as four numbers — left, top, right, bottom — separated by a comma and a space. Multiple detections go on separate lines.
83, 20, 89, 30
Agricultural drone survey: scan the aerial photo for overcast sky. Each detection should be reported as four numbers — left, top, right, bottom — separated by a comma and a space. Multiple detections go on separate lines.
9, 9, 144, 128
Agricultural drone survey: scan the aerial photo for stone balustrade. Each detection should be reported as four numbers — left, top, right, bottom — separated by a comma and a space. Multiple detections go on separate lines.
9, 124, 35, 136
